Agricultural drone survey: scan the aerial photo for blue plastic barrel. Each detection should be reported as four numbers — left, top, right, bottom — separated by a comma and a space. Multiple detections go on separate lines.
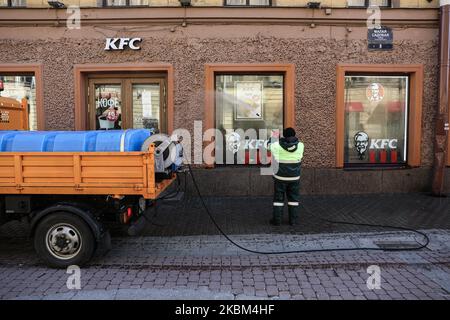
52, 131, 98, 152
94, 130, 152, 152
0, 129, 152, 152
0, 131, 18, 151
0, 131, 59, 152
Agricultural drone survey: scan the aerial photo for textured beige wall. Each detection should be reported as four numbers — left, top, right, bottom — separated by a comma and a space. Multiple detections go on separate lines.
0, 23, 439, 169
8, 0, 440, 8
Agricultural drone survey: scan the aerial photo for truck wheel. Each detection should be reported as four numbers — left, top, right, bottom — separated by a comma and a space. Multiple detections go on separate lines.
34, 212, 96, 268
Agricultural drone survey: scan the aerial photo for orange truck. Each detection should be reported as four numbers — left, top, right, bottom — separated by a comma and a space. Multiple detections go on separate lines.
0, 130, 178, 268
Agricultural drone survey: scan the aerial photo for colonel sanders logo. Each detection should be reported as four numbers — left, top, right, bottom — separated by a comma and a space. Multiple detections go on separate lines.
226, 132, 241, 154
366, 83, 385, 102
354, 131, 369, 160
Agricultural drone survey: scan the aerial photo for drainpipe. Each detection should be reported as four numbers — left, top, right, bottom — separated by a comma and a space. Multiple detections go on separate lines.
431, 1, 450, 196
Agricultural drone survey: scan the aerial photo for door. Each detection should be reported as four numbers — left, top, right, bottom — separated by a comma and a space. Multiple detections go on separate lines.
126, 78, 166, 133
89, 79, 123, 130
88, 76, 167, 132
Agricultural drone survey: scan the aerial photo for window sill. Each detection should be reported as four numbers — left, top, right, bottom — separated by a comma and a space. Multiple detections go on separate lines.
343, 165, 409, 171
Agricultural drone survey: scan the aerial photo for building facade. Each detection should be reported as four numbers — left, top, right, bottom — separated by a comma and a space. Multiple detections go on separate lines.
0, 1, 449, 195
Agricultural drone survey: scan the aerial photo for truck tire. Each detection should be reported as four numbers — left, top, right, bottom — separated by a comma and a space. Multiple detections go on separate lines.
34, 212, 96, 268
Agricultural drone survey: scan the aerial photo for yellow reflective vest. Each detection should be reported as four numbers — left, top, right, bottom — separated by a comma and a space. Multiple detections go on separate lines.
270, 139, 304, 180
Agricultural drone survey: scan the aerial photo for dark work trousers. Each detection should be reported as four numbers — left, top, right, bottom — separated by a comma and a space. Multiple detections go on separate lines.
272, 178, 300, 224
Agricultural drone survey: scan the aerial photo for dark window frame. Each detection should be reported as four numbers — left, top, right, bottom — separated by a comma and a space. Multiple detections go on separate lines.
102, 0, 148, 7
348, 0, 392, 8
224, 0, 272, 7
5, 0, 26, 7
336, 64, 424, 169
343, 72, 411, 169
214, 72, 285, 166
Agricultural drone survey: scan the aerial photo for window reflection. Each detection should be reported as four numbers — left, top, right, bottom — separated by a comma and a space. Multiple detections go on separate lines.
344, 75, 409, 166
215, 74, 284, 165
0, 75, 37, 131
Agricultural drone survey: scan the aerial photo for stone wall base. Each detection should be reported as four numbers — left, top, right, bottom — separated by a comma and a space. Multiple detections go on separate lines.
180, 167, 450, 196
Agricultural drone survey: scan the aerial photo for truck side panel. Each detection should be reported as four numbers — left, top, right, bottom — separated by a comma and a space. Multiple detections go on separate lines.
0, 147, 171, 199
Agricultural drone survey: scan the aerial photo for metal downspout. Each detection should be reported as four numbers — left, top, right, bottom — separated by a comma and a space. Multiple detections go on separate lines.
432, 1, 450, 196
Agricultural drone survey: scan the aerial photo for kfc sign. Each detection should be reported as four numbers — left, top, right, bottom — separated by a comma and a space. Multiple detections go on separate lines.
104, 38, 142, 51
370, 139, 397, 149
354, 131, 398, 160
366, 83, 385, 102
226, 133, 270, 154
244, 139, 270, 150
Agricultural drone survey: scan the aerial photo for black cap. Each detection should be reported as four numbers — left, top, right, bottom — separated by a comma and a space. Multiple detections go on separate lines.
283, 127, 296, 138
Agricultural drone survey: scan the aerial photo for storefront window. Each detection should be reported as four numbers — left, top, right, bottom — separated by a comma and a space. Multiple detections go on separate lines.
0, 0, 26, 7
94, 84, 122, 130
103, 0, 148, 6
215, 74, 284, 165
88, 76, 167, 132
347, 0, 391, 7
132, 83, 161, 130
344, 75, 409, 167
0, 75, 37, 131
225, 0, 271, 5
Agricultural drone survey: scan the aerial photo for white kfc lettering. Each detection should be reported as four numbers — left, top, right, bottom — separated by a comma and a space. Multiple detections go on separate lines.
370, 139, 380, 149
105, 38, 119, 50
388, 139, 397, 148
118, 38, 129, 50
129, 38, 142, 50
244, 139, 268, 150
369, 139, 398, 149
105, 38, 142, 51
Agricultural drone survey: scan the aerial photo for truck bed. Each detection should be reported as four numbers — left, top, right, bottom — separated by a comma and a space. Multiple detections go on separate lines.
0, 145, 174, 199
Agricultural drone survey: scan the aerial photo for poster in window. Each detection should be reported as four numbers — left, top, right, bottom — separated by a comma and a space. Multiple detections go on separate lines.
234, 81, 263, 120
344, 76, 408, 165
141, 91, 152, 118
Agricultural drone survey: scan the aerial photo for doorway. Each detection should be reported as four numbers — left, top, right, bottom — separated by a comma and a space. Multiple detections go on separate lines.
87, 74, 167, 133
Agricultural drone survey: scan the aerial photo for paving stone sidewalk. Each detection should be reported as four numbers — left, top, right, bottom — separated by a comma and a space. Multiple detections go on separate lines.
138, 193, 450, 237
0, 193, 449, 300
0, 230, 449, 300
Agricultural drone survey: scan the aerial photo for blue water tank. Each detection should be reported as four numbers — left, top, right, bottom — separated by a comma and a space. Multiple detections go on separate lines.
0, 131, 59, 152
0, 129, 152, 152
0, 131, 18, 151
53, 131, 98, 152
93, 130, 152, 152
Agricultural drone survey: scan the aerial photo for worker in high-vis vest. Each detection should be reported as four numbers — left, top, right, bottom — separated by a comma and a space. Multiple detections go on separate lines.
269, 127, 304, 226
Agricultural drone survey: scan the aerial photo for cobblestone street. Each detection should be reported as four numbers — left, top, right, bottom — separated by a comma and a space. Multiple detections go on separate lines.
0, 194, 449, 300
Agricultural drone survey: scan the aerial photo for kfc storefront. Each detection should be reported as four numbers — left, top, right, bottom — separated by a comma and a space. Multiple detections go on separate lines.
0, 7, 448, 195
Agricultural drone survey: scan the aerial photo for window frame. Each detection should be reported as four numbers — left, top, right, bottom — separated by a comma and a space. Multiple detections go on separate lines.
101, 0, 148, 7
4, 0, 26, 7
336, 64, 423, 169
86, 76, 166, 132
0, 64, 44, 130
204, 63, 295, 168
347, 0, 392, 8
223, 0, 272, 7
74, 63, 174, 133
343, 74, 410, 168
